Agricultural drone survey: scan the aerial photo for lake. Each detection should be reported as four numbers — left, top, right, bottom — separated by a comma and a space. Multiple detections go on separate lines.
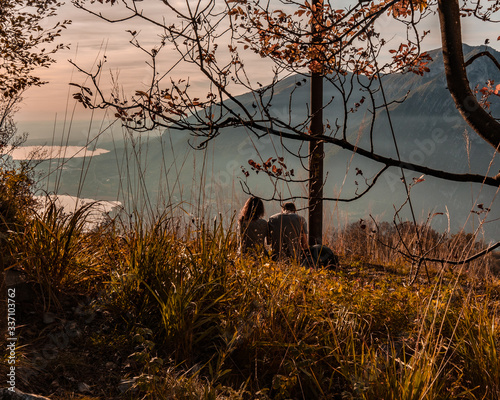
8, 145, 110, 161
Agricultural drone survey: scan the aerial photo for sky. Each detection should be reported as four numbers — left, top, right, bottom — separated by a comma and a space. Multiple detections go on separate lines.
14, 0, 500, 144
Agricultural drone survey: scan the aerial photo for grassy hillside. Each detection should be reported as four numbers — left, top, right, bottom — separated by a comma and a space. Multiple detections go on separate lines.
1, 199, 500, 400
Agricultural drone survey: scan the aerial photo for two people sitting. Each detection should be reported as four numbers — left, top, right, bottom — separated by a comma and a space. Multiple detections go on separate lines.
238, 196, 338, 267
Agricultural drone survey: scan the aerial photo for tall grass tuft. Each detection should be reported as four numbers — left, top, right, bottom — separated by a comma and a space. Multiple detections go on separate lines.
7, 198, 100, 308
104, 213, 236, 365
450, 296, 500, 400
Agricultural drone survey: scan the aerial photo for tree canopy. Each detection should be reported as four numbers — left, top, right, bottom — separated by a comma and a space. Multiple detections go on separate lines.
71, 0, 499, 179
0, 0, 70, 98
0, 0, 70, 155
70, 0, 500, 254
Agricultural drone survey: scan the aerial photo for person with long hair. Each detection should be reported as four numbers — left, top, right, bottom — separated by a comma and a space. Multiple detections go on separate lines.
238, 196, 269, 256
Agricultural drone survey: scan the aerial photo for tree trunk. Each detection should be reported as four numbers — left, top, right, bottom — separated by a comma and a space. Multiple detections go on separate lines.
309, 72, 324, 246
308, 0, 324, 246
437, 0, 500, 150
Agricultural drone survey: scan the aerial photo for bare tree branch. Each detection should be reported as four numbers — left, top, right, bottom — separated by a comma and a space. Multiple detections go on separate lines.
465, 50, 500, 71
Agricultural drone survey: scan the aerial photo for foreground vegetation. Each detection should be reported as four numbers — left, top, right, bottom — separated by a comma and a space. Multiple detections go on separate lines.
1, 198, 500, 400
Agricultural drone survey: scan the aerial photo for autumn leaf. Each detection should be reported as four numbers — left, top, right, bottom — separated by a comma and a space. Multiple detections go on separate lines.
480, 86, 490, 95
413, 175, 425, 184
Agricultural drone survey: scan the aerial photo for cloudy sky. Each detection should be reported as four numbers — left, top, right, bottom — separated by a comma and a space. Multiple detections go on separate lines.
15, 0, 500, 143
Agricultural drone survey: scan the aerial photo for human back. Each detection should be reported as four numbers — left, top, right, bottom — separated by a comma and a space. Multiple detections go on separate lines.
268, 202, 307, 261
238, 197, 269, 256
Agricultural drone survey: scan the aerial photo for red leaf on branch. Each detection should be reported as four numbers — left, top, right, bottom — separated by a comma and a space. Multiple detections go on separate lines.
413, 175, 425, 184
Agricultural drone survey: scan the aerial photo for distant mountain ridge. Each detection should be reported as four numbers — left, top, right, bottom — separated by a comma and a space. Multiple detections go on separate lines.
34, 44, 500, 240
381, 44, 500, 116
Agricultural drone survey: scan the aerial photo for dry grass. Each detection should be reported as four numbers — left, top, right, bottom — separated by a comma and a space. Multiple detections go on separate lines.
2, 201, 500, 399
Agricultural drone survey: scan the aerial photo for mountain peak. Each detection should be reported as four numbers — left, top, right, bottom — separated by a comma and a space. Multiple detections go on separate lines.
424, 43, 500, 77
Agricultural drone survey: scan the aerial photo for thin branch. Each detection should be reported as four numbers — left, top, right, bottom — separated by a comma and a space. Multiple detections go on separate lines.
465, 50, 500, 71
421, 241, 500, 265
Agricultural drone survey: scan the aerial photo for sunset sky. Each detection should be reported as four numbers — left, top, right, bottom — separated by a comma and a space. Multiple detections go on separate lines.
15, 0, 500, 143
